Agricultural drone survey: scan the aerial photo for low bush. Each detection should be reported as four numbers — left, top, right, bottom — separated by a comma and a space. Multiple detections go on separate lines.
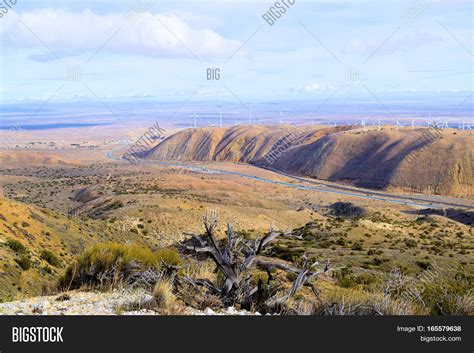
384, 269, 473, 315
415, 260, 431, 270
155, 248, 181, 267
419, 274, 472, 315
41, 265, 53, 275
15, 255, 31, 271
404, 239, 417, 248
40, 250, 61, 267
303, 288, 417, 315
334, 267, 376, 289
268, 244, 305, 262
59, 243, 181, 290
6, 239, 27, 254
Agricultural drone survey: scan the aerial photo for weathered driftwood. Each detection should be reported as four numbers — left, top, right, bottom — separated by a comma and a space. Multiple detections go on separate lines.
180, 211, 332, 311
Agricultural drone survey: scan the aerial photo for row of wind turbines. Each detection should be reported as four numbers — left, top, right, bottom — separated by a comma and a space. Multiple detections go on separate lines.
188, 109, 472, 131
189, 108, 279, 128
357, 118, 472, 131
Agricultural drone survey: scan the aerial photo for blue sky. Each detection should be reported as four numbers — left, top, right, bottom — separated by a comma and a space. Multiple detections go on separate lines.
0, 0, 472, 104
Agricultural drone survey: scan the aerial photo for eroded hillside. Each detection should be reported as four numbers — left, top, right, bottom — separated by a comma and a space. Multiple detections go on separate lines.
142, 125, 474, 197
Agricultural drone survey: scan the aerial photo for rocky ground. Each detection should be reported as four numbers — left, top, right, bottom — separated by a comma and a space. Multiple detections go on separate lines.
0, 289, 260, 316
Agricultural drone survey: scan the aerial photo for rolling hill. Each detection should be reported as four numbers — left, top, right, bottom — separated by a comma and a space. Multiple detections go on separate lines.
0, 194, 144, 300
0, 151, 78, 167
141, 125, 474, 197
0, 197, 102, 300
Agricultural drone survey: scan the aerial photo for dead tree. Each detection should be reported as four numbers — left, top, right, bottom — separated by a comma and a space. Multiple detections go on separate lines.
179, 211, 332, 312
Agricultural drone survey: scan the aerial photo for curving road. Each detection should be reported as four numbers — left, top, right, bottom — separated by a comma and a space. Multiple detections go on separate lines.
105, 144, 474, 211
261, 167, 474, 211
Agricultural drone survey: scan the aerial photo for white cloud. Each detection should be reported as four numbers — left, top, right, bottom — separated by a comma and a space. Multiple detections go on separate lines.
0, 9, 241, 60
298, 82, 336, 93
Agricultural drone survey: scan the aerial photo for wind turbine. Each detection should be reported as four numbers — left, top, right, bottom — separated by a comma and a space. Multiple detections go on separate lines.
360, 119, 366, 131
411, 119, 415, 131
396, 119, 405, 130
427, 114, 440, 129
218, 109, 223, 127
248, 107, 252, 125
279, 111, 284, 126
193, 113, 197, 128
432, 120, 443, 129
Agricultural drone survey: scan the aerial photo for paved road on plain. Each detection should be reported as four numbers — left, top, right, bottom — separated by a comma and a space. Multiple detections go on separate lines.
106, 145, 474, 211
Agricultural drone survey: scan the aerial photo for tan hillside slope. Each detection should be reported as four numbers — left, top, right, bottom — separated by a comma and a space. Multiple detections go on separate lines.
142, 125, 348, 163
0, 151, 78, 167
266, 129, 474, 196
142, 125, 473, 197
0, 197, 98, 300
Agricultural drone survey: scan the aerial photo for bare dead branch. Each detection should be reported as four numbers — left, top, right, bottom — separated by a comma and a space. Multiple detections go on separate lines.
180, 216, 334, 312
254, 259, 299, 274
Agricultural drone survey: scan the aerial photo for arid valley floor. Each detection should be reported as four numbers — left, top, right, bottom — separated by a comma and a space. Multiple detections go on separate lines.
0, 123, 472, 315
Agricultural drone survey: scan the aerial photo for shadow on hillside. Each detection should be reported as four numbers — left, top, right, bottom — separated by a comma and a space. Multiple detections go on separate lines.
328, 133, 439, 190
404, 208, 474, 226
254, 132, 438, 191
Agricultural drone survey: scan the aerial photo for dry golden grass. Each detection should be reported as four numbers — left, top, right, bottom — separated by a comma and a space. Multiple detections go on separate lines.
59, 243, 181, 290
153, 278, 176, 310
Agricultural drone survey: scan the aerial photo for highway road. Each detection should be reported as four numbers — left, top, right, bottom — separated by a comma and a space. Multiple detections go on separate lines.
105, 145, 474, 211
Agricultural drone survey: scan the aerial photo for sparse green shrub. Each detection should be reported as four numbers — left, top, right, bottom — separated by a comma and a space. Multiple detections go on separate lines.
309, 292, 416, 315
404, 239, 417, 248
418, 271, 472, 315
269, 244, 304, 262
336, 238, 347, 246
334, 267, 355, 288
415, 260, 431, 270
6, 239, 27, 254
334, 267, 377, 289
111, 201, 123, 209
396, 264, 410, 275
385, 268, 472, 315
42, 265, 53, 275
40, 249, 61, 267
371, 257, 384, 266
15, 255, 31, 271
356, 272, 377, 286
250, 270, 270, 286
155, 248, 181, 267
59, 243, 181, 289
